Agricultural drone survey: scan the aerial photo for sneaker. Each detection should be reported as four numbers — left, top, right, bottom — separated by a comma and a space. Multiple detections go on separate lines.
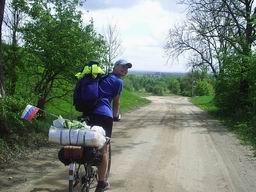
95, 181, 110, 192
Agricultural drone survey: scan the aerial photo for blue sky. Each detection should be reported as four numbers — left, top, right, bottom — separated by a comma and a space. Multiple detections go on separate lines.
81, 0, 188, 72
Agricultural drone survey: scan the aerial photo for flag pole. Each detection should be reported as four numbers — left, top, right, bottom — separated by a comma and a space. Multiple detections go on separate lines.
38, 108, 59, 118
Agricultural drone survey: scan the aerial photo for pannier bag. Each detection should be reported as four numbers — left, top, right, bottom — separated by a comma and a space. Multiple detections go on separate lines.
58, 145, 85, 165
48, 126, 106, 148
58, 146, 102, 166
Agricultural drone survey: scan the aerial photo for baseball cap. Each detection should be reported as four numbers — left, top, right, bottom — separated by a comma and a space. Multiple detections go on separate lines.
114, 59, 132, 68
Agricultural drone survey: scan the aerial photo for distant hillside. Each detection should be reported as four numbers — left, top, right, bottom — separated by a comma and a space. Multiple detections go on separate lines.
129, 70, 187, 77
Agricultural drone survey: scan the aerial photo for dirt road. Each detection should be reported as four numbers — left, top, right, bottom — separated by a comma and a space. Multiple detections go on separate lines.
1, 96, 256, 192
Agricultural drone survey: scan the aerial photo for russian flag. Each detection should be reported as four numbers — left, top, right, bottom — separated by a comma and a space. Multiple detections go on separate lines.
21, 105, 40, 122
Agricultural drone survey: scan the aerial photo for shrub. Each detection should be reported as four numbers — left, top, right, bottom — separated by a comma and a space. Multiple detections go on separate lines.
194, 80, 214, 96
168, 78, 181, 95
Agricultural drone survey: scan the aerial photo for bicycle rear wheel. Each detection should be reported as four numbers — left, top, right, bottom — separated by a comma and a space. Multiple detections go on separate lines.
69, 163, 86, 192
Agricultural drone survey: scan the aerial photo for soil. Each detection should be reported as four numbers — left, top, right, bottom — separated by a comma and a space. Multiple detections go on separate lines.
1, 96, 256, 192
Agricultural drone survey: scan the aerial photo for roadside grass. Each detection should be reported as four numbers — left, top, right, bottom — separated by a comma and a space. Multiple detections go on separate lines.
191, 96, 218, 113
191, 96, 256, 154
121, 89, 151, 112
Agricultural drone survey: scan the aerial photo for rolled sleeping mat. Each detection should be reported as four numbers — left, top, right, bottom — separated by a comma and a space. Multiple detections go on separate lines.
48, 126, 106, 148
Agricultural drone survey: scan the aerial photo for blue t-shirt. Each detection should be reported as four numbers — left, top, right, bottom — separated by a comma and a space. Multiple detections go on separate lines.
92, 74, 123, 118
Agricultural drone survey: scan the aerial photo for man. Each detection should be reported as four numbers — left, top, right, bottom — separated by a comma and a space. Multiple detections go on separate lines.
88, 59, 132, 192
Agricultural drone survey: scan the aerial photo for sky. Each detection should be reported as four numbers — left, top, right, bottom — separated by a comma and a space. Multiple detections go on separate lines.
81, 0, 188, 73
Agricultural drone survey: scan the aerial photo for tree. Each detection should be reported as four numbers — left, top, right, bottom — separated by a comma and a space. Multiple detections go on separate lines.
0, 0, 6, 98
103, 23, 122, 72
21, 0, 107, 108
0, 0, 9, 135
165, 0, 233, 78
167, 0, 256, 113
3, 0, 26, 95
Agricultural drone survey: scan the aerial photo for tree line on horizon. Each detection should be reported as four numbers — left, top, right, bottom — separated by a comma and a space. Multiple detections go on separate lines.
124, 70, 214, 97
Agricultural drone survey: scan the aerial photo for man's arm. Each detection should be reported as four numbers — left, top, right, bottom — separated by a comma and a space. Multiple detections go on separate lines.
112, 95, 120, 120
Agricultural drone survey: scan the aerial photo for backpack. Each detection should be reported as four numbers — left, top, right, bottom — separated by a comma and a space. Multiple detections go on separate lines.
73, 74, 102, 115
73, 61, 106, 115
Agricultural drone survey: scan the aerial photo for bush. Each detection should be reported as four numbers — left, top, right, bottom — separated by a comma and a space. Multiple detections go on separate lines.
180, 77, 192, 96
0, 95, 49, 141
215, 57, 241, 113
123, 78, 134, 91
151, 85, 165, 96
168, 78, 181, 95
0, 96, 29, 134
194, 80, 214, 96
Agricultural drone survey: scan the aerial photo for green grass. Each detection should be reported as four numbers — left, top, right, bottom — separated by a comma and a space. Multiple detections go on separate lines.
191, 95, 219, 113
121, 89, 151, 112
46, 97, 80, 119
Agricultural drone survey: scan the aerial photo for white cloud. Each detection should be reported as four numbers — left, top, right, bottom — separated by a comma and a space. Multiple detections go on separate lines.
82, 0, 188, 72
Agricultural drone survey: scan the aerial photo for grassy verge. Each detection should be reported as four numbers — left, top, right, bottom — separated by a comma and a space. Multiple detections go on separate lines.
191, 96, 218, 113
191, 96, 256, 154
121, 89, 151, 112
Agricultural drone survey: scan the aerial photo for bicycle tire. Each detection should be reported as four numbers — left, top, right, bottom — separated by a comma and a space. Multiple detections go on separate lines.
69, 163, 87, 192
69, 180, 74, 192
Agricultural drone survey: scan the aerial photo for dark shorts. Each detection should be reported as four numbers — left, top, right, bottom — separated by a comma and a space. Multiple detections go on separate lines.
88, 114, 113, 137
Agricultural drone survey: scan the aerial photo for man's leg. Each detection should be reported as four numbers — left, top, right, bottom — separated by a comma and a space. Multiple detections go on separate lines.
95, 144, 110, 191
89, 115, 112, 191
98, 144, 109, 180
